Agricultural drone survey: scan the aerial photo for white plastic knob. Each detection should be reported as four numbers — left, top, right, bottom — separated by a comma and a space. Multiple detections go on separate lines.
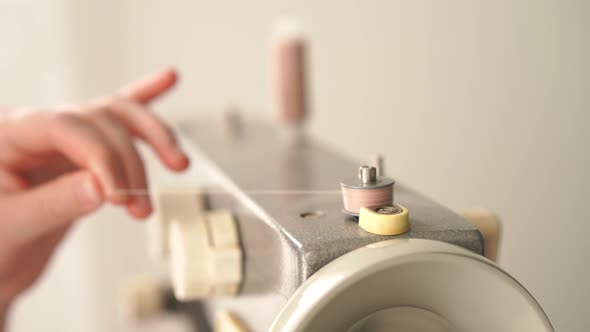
207, 210, 242, 295
458, 209, 501, 262
150, 187, 242, 301
149, 187, 205, 259
168, 209, 242, 301
169, 216, 211, 300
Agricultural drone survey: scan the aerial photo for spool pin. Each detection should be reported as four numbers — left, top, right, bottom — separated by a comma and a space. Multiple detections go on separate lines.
340, 166, 395, 216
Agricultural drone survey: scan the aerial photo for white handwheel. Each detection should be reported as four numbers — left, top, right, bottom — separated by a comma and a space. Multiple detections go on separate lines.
270, 239, 553, 332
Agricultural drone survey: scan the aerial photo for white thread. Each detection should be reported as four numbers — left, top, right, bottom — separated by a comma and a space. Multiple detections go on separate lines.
114, 189, 341, 196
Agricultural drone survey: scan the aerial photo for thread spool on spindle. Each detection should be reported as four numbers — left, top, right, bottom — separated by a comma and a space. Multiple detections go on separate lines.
270, 18, 307, 127
341, 165, 395, 215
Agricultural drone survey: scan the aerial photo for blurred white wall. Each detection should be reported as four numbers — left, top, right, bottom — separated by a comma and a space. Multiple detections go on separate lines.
0, 1, 77, 105
0, 2, 100, 332
1, 0, 588, 331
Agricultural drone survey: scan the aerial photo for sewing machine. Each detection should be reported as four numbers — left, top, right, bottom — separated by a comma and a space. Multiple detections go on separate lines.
118, 111, 553, 332
121, 20, 553, 332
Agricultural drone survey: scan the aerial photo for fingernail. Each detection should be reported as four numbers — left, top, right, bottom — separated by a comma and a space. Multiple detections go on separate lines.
78, 176, 102, 211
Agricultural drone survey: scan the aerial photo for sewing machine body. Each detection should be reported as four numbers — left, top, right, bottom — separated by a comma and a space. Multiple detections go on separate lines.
168, 116, 485, 331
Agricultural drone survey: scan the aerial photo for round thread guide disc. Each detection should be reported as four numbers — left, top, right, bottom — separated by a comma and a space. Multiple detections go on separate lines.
358, 204, 410, 236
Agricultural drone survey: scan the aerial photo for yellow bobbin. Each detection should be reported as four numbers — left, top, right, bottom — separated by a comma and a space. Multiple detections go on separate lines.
359, 204, 410, 236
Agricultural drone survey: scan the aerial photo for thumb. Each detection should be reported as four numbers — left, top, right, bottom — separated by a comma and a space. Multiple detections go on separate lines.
0, 171, 103, 240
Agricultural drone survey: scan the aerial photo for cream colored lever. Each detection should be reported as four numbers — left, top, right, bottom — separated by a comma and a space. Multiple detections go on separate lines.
458, 208, 501, 262
119, 276, 167, 323
169, 215, 211, 300
216, 310, 250, 332
149, 187, 205, 259
168, 209, 242, 301
149, 187, 242, 301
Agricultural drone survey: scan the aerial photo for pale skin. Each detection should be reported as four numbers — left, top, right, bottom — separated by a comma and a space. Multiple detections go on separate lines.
0, 68, 189, 330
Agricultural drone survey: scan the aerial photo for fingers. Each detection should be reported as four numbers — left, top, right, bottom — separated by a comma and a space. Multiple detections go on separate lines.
0, 171, 102, 240
50, 113, 131, 203
0, 68, 187, 222
3, 102, 187, 213
107, 98, 189, 171
86, 110, 152, 218
7, 112, 129, 204
119, 67, 178, 104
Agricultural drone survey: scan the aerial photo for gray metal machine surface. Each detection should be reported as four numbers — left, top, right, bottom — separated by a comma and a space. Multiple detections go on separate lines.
173, 117, 484, 331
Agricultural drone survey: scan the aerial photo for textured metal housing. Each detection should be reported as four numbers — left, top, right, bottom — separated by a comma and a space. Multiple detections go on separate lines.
176, 117, 484, 331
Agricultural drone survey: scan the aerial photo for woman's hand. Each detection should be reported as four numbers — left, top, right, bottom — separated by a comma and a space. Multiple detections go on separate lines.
0, 68, 189, 317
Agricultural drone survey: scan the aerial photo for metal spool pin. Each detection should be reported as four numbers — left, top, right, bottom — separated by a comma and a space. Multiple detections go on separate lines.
359, 165, 377, 184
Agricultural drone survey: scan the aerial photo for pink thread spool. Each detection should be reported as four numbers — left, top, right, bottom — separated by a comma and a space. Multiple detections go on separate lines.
341, 166, 395, 216
270, 19, 307, 127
